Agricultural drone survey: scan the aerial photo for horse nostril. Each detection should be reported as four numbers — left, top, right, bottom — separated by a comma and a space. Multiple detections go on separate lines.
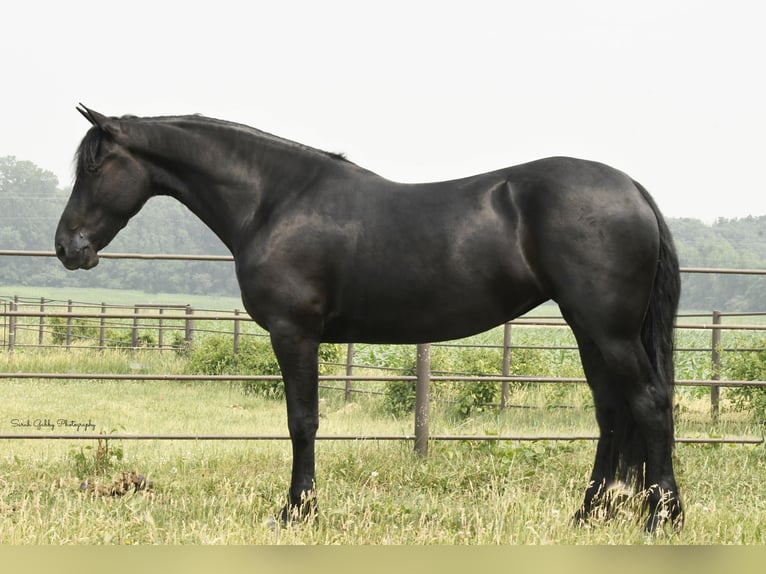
55, 243, 66, 259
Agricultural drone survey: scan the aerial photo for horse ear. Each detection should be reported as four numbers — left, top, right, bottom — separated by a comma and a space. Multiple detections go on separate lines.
76, 104, 96, 125
76, 104, 124, 140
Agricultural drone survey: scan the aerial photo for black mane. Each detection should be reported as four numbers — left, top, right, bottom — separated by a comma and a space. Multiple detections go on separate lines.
182, 115, 353, 164
74, 114, 352, 180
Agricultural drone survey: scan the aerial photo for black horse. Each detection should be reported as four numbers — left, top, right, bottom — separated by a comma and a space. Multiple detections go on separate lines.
55, 106, 683, 532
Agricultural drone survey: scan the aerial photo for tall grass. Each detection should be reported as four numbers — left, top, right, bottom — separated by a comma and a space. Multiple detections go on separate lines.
0, 366, 764, 544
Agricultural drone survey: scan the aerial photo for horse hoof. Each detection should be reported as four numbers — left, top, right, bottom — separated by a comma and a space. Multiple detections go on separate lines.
279, 501, 319, 526
572, 509, 589, 528
645, 496, 684, 534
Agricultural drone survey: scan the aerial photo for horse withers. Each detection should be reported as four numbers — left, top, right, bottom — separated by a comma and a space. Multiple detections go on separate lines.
55, 105, 683, 532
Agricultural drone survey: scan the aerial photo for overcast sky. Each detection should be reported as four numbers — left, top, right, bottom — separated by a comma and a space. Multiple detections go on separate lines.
2, 0, 765, 221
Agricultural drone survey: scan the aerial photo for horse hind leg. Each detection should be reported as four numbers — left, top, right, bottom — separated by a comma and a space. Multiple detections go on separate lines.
589, 335, 682, 532
564, 306, 682, 532
570, 333, 627, 525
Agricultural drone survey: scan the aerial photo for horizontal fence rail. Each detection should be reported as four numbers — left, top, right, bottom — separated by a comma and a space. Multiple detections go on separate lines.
5, 309, 766, 331
1, 250, 765, 451
1, 372, 766, 388
0, 250, 233, 262
2, 249, 765, 276
0, 433, 761, 445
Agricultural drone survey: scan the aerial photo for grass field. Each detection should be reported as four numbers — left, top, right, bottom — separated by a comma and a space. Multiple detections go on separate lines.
0, 351, 764, 544
1, 287, 765, 544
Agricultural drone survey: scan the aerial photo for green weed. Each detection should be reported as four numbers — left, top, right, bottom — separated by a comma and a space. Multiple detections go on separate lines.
69, 435, 124, 479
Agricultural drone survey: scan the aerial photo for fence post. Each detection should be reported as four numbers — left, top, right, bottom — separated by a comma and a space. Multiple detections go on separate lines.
233, 309, 241, 354
415, 343, 431, 456
158, 307, 165, 350
39, 297, 45, 346
185, 305, 194, 349
344, 343, 355, 403
8, 299, 16, 354
132, 306, 140, 350
1, 299, 6, 351
99, 302, 106, 350
501, 322, 512, 410
66, 300, 73, 350
711, 310, 722, 420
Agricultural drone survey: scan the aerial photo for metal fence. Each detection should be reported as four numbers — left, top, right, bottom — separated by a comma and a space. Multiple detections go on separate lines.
1, 250, 765, 451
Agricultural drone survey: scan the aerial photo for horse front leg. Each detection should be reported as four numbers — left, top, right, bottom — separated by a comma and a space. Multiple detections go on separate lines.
269, 326, 320, 524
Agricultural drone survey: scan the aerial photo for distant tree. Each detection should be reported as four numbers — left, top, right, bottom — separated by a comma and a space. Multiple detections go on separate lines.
669, 216, 766, 311
0, 156, 239, 296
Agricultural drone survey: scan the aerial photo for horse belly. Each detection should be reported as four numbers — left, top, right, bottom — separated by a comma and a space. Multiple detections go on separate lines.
324, 250, 545, 344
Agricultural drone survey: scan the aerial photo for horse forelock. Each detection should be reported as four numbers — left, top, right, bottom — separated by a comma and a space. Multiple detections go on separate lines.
74, 127, 104, 179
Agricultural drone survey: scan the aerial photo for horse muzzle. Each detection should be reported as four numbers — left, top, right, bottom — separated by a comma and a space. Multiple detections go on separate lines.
55, 234, 100, 270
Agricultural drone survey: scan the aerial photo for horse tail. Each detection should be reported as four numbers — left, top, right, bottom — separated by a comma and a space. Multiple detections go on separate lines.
637, 179, 681, 399
617, 180, 682, 487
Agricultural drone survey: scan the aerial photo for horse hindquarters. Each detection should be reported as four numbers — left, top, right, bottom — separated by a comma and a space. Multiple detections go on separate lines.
528, 174, 682, 531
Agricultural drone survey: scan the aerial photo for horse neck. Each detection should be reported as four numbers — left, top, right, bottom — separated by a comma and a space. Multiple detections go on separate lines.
133, 119, 331, 254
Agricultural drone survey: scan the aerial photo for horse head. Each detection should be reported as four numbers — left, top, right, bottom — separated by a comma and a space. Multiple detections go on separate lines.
55, 105, 151, 269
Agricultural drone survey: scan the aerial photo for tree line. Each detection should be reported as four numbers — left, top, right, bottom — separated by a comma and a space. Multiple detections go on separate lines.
1, 156, 237, 296
2, 156, 765, 310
